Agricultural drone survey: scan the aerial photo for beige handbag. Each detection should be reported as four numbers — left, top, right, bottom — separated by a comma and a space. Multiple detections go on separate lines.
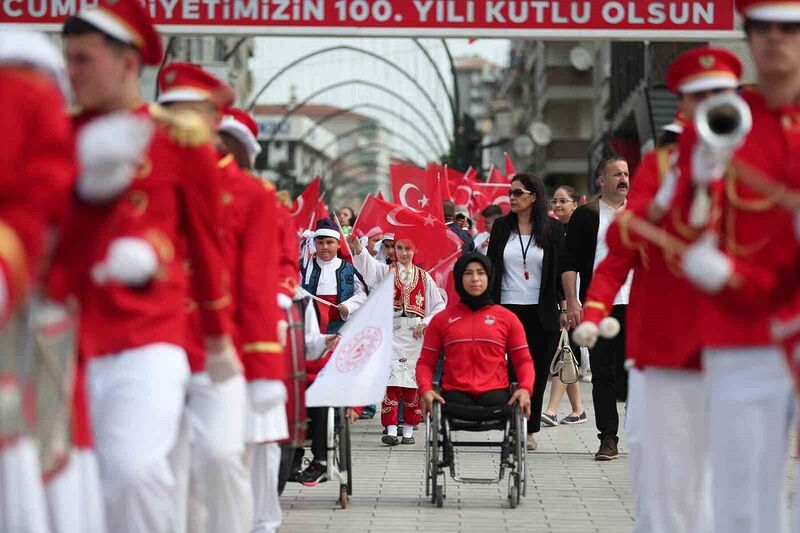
550, 328, 580, 385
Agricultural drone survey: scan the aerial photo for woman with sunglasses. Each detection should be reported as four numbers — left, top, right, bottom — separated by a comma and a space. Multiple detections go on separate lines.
542, 186, 587, 427
486, 173, 564, 451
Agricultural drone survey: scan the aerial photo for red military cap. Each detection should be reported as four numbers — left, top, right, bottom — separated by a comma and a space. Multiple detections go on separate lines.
74, 0, 163, 65
737, 0, 800, 21
219, 107, 262, 157
666, 47, 742, 94
157, 62, 235, 110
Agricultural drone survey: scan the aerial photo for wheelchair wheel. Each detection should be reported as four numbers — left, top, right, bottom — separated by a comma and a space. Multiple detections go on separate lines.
435, 484, 444, 508
427, 403, 441, 504
508, 475, 519, 509
342, 411, 352, 496
424, 412, 432, 498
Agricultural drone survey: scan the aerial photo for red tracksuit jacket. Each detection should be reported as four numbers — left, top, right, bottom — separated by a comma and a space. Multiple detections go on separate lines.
417, 303, 534, 396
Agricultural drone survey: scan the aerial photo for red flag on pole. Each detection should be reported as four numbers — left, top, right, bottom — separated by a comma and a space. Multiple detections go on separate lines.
390, 163, 444, 221
473, 183, 510, 215
487, 165, 507, 184
290, 175, 321, 232
428, 251, 461, 308
352, 195, 461, 270
504, 152, 517, 180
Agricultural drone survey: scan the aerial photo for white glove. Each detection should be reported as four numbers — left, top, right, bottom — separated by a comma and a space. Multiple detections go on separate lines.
77, 112, 155, 202
682, 235, 732, 293
277, 293, 293, 310
91, 237, 158, 287
573, 321, 600, 349
691, 142, 730, 186
248, 379, 287, 413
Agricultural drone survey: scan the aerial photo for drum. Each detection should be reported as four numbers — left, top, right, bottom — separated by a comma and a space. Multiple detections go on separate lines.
280, 301, 307, 447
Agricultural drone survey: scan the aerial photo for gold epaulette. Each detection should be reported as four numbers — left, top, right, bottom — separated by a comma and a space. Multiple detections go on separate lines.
147, 103, 210, 147
275, 190, 292, 209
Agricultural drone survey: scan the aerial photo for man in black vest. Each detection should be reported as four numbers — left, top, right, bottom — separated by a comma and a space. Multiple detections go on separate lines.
561, 156, 631, 461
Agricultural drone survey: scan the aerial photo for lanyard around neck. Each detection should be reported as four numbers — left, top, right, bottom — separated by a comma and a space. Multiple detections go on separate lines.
517, 224, 534, 280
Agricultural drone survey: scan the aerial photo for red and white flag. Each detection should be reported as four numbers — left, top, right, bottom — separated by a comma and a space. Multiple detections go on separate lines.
352, 195, 461, 271
390, 163, 444, 221
290, 175, 322, 231
473, 183, 510, 215
487, 164, 508, 184
504, 152, 517, 180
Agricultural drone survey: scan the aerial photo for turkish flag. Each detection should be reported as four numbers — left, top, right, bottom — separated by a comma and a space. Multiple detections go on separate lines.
487, 164, 508, 184
290, 176, 321, 232
504, 152, 517, 180
390, 163, 444, 221
452, 171, 478, 207
473, 183, 510, 215
352, 195, 461, 271
428, 251, 460, 308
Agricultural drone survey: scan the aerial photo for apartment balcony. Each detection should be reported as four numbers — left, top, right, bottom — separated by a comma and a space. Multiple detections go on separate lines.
538, 139, 593, 176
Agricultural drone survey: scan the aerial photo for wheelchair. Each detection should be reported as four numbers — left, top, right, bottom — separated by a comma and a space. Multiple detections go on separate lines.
424, 385, 527, 508
283, 406, 353, 509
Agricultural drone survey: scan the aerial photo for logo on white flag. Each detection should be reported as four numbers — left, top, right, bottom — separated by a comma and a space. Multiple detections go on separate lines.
335, 326, 383, 372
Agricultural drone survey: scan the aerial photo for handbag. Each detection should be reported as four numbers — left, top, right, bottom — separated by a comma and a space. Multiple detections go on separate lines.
549, 328, 580, 385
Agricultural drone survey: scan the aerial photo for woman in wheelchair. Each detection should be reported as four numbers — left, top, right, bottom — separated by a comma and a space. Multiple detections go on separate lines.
417, 253, 533, 416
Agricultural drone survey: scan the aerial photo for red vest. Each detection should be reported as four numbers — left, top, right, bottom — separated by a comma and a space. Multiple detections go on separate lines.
392, 264, 426, 318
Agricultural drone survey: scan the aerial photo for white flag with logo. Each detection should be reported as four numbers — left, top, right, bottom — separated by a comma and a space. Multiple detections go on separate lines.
306, 277, 393, 407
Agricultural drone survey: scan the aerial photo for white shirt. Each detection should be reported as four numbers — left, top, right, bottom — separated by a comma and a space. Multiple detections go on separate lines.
352, 248, 445, 325
473, 231, 490, 255
500, 232, 544, 305
593, 199, 633, 305
304, 256, 368, 317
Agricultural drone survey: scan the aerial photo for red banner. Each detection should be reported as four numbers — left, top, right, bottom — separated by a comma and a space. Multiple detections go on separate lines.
1, 1, 737, 39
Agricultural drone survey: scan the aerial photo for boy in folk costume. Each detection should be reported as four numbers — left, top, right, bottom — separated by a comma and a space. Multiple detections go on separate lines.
348, 235, 445, 445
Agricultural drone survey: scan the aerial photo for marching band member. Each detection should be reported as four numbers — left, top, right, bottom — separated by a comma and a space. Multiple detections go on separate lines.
158, 63, 283, 533
348, 233, 445, 446
295, 218, 366, 485
56, 3, 234, 531
667, 2, 800, 530
218, 105, 292, 533
574, 47, 742, 533
0, 30, 77, 533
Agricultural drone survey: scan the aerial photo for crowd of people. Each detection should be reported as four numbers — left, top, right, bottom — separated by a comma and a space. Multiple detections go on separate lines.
2, 0, 800, 532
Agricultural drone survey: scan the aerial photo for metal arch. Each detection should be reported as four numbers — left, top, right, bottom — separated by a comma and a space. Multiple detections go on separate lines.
244, 44, 453, 145
441, 40, 462, 132
296, 87, 446, 156
259, 79, 445, 154
297, 123, 433, 179
413, 39, 457, 124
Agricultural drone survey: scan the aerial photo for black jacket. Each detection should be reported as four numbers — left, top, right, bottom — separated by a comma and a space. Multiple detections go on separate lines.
447, 222, 475, 252
486, 213, 564, 331
559, 199, 600, 303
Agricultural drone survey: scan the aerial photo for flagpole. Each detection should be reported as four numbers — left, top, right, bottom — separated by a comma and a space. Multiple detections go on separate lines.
332, 212, 355, 260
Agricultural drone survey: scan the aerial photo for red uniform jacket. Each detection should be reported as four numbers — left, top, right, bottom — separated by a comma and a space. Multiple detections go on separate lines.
673, 89, 800, 347
186, 155, 283, 380
417, 303, 534, 396
50, 103, 231, 358
275, 200, 299, 299
0, 67, 75, 320
584, 147, 702, 369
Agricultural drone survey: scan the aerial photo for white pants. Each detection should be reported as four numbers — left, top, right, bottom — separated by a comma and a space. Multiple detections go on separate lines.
45, 448, 107, 533
174, 372, 252, 533
247, 442, 282, 533
624, 368, 645, 520
0, 437, 50, 533
635, 368, 711, 533
88, 343, 189, 533
704, 346, 793, 533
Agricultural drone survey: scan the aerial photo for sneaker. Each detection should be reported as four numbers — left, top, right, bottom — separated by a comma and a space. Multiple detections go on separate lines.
359, 411, 374, 420
561, 412, 587, 425
540, 412, 558, 426
526, 434, 537, 451
297, 461, 327, 485
401, 436, 415, 445
381, 435, 399, 446
595, 437, 619, 461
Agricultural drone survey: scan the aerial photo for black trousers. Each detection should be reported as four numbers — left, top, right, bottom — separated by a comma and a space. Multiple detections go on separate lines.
443, 389, 510, 407
307, 406, 328, 460
590, 304, 628, 442
503, 305, 557, 434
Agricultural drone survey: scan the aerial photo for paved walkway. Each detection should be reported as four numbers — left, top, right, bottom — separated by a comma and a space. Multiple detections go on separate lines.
280, 381, 635, 533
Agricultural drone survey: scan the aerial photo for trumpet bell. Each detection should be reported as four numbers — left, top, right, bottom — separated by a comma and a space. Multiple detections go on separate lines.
694, 93, 753, 151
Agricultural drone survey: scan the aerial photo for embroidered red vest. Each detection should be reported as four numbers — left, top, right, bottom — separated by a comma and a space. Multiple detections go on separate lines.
392, 265, 426, 318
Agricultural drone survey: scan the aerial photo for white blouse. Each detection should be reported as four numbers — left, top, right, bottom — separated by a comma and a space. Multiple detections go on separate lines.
500, 232, 544, 305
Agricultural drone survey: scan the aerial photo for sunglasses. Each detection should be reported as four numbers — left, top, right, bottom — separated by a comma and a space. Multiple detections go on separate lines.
550, 198, 575, 205
509, 188, 533, 198
746, 19, 800, 35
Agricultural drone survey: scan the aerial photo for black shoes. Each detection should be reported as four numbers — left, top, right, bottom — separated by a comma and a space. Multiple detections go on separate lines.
382, 435, 399, 446
595, 436, 619, 461
297, 460, 327, 485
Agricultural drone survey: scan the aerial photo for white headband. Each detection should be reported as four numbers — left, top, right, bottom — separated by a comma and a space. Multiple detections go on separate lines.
314, 228, 340, 240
